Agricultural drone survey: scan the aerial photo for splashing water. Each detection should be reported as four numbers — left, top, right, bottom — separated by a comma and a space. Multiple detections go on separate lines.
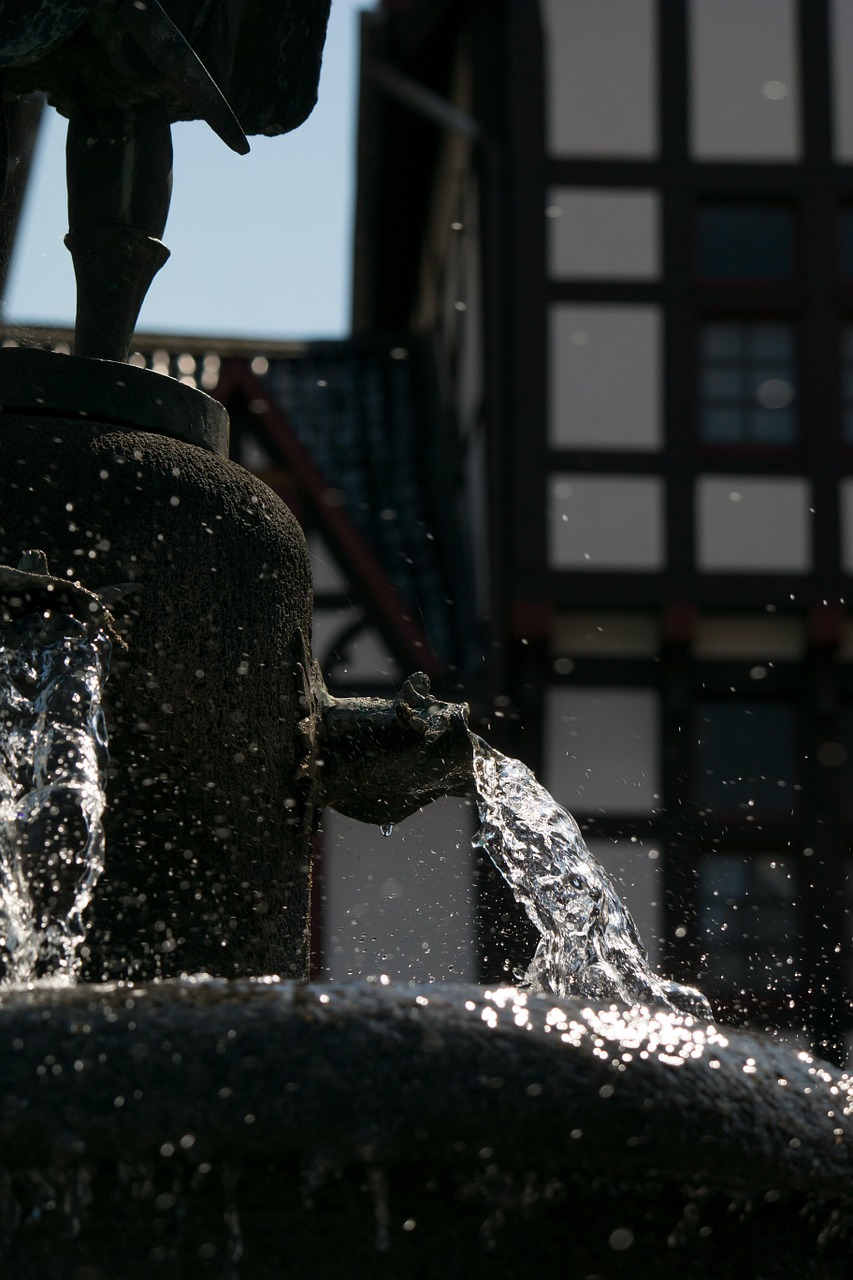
471, 737, 710, 1016
0, 608, 111, 983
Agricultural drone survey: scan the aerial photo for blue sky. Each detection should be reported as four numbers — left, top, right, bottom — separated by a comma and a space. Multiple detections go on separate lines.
4, 0, 377, 340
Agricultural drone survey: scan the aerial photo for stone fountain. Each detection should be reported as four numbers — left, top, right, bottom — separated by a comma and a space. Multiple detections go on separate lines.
0, 6, 850, 1277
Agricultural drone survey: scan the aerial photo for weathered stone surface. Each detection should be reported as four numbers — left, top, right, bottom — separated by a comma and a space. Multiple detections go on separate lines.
0, 979, 849, 1278
0, 400, 316, 981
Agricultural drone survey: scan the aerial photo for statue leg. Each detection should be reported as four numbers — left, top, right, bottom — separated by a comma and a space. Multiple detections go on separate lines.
65, 104, 173, 362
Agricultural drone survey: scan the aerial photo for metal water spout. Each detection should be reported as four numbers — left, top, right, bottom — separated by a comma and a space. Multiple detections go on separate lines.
311, 671, 473, 826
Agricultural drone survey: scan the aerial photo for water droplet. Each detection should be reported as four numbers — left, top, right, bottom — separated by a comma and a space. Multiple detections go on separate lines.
380, 822, 394, 838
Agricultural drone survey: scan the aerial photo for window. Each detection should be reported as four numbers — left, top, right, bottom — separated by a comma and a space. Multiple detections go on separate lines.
698, 853, 800, 995
698, 206, 794, 279
699, 321, 797, 445
694, 701, 797, 815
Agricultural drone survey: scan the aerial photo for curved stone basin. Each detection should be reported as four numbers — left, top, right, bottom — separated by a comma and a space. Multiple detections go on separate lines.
0, 979, 851, 1278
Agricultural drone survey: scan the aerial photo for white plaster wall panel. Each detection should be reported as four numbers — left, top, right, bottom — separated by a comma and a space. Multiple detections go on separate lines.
831, 0, 853, 160
696, 476, 811, 572
549, 304, 662, 449
840, 477, 853, 572
238, 434, 275, 470
312, 607, 402, 687
334, 631, 403, 687
541, 0, 657, 156
322, 798, 476, 982
312, 604, 359, 667
688, 0, 800, 160
547, 189, 660, 279
587, 838, 664, 966
549, 475, 665, 571
308, 533, 347, 594
545, 687, 660, 815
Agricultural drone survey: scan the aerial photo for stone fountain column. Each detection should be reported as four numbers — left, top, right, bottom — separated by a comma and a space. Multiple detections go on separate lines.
0, 347, 317, 980
0, 347, 473, 982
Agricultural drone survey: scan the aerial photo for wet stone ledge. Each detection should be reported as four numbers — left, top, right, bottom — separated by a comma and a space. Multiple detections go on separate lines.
0, 978, 850, 1278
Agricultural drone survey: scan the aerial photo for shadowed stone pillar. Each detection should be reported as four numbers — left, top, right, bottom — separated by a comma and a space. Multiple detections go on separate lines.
0, 348, 316, 980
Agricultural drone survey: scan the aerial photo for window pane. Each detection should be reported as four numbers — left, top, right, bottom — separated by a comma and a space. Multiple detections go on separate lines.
748, 407, 795, 444
699, 321, 797, 445
698, 206, 794, 279
698, 853, 800, 996
750, 325, 794, 361
694, 702, 797, 814
702, 323, 742, 359
701, 407, 744, 442
702, 368, 744, 399
751, 374, 795, 407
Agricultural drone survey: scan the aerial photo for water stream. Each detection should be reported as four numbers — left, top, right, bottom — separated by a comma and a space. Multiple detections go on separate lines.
471, 735, 710, 1016
0, 603, 111, 982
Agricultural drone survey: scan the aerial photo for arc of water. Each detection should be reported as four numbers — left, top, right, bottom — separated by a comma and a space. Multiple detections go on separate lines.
470, 736, 710, 1017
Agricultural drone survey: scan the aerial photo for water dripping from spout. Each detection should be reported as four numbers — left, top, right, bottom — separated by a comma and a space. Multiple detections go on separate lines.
470, 735, 710, 1017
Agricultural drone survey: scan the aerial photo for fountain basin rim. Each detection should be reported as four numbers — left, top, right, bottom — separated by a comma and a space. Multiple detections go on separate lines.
0, 977, 850, 1210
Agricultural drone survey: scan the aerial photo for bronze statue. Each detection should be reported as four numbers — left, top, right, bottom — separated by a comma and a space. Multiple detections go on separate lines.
0, 0, 331, 360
